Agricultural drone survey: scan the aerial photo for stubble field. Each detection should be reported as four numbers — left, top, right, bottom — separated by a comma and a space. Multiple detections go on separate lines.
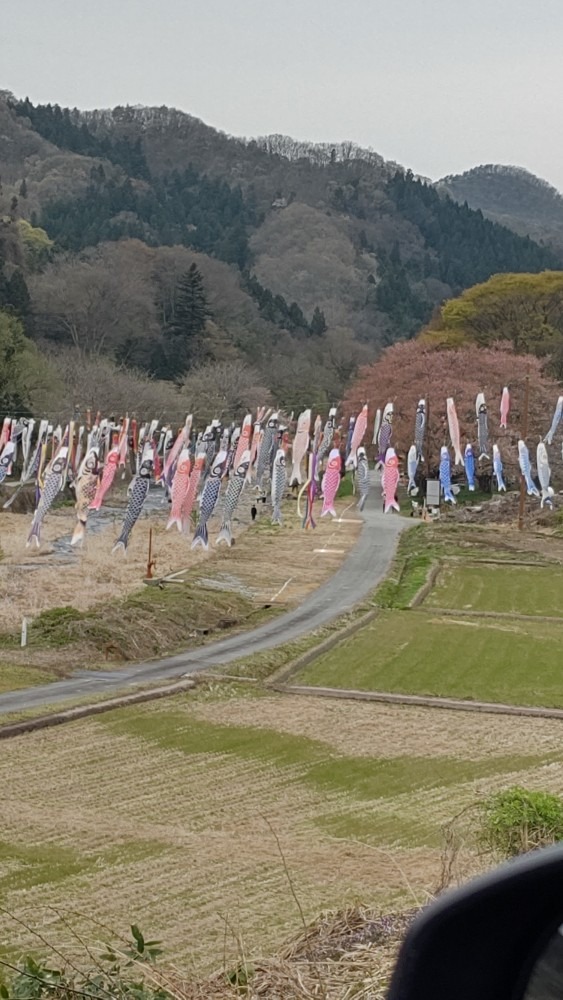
2, 689, 563, 975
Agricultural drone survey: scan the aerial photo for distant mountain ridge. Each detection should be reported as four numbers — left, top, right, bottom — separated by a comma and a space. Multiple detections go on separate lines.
437, 164, 563, 252
1, 91, 561, 409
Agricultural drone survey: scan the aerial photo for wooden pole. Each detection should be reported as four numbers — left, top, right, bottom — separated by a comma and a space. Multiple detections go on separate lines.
517, 375, 530, 531
146, 527, 154, 579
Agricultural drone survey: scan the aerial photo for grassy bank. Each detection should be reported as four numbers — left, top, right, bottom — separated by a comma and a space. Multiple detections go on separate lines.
0, 583, 268, 674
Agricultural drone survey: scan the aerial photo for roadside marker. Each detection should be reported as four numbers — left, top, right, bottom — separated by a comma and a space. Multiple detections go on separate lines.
314, 548, 346, 554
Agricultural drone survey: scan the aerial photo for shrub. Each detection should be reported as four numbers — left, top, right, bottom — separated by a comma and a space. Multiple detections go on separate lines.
480, 786, 563, 859
0, 926, 166, 1000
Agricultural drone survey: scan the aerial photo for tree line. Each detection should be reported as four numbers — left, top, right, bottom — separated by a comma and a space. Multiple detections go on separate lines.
10, 97, 150, 178
385, 170, 559, 290
7, 95, 563, 387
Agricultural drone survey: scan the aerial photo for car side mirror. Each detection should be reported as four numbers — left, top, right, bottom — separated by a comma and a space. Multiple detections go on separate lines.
386, 843, 563, 999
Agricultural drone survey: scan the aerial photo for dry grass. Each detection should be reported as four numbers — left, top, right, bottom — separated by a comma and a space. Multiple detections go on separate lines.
0, 494, 361, 633
0, 708, 433, 973
0, 493, 361, 681
1, 692, 563, 976
191, 694, 563, 761
168, 904, 412, 998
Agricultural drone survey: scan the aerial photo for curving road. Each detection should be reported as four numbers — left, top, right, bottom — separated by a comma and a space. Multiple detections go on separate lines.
0, 477, 407, 715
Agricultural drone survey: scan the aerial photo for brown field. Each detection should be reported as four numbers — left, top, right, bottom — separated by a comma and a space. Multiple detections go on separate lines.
192, 694, 563, 761
0, 491, 361, 635
1, 689, 563, 977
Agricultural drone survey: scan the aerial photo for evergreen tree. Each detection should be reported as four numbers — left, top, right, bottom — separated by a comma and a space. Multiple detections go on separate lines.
0, 253, 9, 310
287, 301, 308, 331
163, 263, 211, 376
310, 306, 328, 336
39, 164, 255, 267
19, 178, 28, 199
6, 269, 31, 319
10, 98, 151, 179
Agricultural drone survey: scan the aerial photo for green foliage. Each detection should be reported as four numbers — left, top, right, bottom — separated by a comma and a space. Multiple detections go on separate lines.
438, 165, 563, 246
242, 271, 309, 332
375, 552, 434, 609
422, 270, 563, 362
0, 309, 54, 413
0, 248, 31, 323
17, 220, 53, 272
30, 606, 84, 646
159, 262, 211, 377
310, 305, 327, 336
480, 787, 563, 858
337, 474, 354, 498
328, 165, 561, 344
11, 94, 563, 391
4, 582, 260, 664
374, 244, 429, 337
373, 525, 438, 609
101, 924, 164, 965
40, 167, 255, 269
5, 269, 30, 319
226, 962, 254, 989
386, 170, 560, 292
0, 927, 167, 1000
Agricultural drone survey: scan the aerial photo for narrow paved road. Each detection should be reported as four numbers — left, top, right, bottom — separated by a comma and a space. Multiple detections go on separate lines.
0, 478, 407, 715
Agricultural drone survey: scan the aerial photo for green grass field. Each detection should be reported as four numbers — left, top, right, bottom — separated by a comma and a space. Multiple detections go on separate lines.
298, 525, 563, 707
0, 663, 56, 692
425, 564, 563, 617
299, 611, 563, 707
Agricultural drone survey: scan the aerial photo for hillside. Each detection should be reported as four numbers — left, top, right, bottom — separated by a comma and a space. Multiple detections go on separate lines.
1, 91, 561, 413
437, 164, 563, 252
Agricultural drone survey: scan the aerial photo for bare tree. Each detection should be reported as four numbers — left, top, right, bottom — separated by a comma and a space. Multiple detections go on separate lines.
40, 347, 185, 421
31, 240, 159, 356
178, 360, 271, 423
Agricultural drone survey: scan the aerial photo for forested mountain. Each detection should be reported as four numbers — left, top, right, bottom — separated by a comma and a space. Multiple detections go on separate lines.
437, 165, 563, 253
1, 91, 561, 413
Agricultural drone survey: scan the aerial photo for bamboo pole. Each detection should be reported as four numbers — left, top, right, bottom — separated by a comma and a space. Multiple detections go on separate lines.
518, 375, 530, 531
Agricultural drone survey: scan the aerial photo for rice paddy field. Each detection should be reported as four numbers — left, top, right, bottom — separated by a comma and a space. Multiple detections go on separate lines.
425, 562, 563, 617
299, 610, 563, 706
299, 531, 563, 707
3, 688, 563, 977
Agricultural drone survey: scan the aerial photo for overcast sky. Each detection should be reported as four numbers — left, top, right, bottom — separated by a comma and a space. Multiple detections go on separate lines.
3, 0, 563, 189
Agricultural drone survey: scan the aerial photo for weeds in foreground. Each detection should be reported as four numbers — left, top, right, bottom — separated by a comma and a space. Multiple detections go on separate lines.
0, 818, 420, 1000
0, 905, 411, 1000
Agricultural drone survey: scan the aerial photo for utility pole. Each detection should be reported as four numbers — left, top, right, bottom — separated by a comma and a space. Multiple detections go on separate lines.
517, 375, 530, 531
